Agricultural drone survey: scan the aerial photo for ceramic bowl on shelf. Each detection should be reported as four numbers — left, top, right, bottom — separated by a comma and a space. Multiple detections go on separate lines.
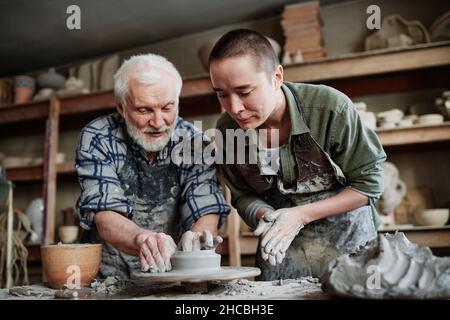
37, 68, 66, 90
14, 75, 35, 104
58, 225, 79, 244
418, 114, 444, 126
414, 208, 449, 227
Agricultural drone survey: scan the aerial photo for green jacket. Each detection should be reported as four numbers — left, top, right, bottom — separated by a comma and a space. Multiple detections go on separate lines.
217, 81, 387, 228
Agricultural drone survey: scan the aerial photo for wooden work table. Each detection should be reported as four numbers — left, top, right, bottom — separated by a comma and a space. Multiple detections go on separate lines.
0, 277, 330, 300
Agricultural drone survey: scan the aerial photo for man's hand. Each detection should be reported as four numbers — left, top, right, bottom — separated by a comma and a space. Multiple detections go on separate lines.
178, 230, 223, 251
135, 231, 177, 273
254, 208, 305, 266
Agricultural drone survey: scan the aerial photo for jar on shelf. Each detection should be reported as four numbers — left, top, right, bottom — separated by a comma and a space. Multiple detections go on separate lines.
13, 75, 35, 104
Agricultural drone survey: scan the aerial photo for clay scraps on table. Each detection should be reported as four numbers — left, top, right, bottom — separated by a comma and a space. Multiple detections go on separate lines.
321, 232, 450, 299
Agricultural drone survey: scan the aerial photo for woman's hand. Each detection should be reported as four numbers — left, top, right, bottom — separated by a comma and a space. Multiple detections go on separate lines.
254, 208, 306, 266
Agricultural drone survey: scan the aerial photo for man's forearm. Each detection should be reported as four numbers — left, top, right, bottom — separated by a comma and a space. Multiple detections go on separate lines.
94, 210, 145, 256
299, 188, 369, 224
190, 214, 220, 236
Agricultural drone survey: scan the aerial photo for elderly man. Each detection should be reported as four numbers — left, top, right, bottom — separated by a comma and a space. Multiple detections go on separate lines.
75, 54, 230, 279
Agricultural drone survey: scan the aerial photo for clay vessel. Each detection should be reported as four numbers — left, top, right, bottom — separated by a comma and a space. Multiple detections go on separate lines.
58, 226, 79, 243
37, 68, 66, 89
40, 243, 102, 289
414, 208, 449, 227
25, 198, 44, 244
14, 75, 35, 104
171, 249, 221, 271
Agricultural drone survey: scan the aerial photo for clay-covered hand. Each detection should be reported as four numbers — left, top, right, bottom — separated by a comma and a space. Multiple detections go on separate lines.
135, 231, 177, 273
255, 208, 305, 266
178, 230, 223, 251
253, 207, 276, 238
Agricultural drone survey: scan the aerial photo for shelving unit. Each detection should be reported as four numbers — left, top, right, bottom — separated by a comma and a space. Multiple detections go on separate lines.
1, 41, 449, 262
6, 121, 450, 181
376, 122, 450, 147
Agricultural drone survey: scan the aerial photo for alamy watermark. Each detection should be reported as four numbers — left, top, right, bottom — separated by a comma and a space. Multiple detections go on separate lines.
366, 5, 381, 30
66, 5, 81, 30
162, 121, 280, 173
65, 264, 81, 290
366, 265, 381, 290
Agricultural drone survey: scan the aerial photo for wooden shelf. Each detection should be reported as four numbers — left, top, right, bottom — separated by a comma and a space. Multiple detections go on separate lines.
5, 161, 75, 182
376, 122, 450, 147
284, 41, 450, 82
1, 41, 449, 128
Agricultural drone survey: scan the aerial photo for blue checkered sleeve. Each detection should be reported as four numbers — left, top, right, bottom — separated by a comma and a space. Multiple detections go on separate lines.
75, 120, 132, 230
178, 133, 230, 231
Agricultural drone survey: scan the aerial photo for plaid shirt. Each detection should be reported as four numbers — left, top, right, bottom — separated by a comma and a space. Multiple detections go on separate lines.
75, 112, 230, 231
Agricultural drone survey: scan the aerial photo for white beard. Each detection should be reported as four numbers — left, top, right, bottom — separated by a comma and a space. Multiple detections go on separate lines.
123, 112, 177, 152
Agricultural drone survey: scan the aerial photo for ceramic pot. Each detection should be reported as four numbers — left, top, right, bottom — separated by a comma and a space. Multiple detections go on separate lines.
171, 249, 221, 271
414, 208, 449, 227
40, 243, 102, 289
418, 114, 444, 126
14, 75, 35, 104
58, 226, 79, 244
37, 68, 66, 89
25, 198, 44, 244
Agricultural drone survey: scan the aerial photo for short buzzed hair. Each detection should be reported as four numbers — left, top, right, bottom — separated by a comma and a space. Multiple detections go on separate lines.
208, 29, 279, 77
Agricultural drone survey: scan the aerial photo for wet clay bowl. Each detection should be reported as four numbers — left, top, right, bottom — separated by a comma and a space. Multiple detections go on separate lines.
40, 243, 102, 289
171, 249, 221, 271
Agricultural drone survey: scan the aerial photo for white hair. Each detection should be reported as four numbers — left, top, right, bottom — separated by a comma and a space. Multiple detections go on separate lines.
113, 53, 183, 106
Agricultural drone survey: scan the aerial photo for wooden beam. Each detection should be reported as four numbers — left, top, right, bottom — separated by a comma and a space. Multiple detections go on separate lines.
42, 97, 60, 245
323, 66, 450, 98
284, 42, 450, 82
0, 100, 48, 124
60, 90, 115, 115
227, 209, 241, 267
181, 76, 213, 98
377, 122, 450, 146
6, 165, 44, 182
240, 236, 258, 255
5, 162, 76, 182
5, 182, 13, 288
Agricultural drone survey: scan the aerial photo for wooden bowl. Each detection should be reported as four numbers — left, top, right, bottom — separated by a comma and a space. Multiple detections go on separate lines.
40, 243, 102, 289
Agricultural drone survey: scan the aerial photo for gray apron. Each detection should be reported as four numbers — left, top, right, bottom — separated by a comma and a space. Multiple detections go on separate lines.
85, 143, 182, 279
255, 157, 377, 281
230, 83, 377, 280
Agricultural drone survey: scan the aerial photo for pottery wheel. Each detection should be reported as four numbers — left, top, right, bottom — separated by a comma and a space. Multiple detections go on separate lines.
130, 267, 261, 283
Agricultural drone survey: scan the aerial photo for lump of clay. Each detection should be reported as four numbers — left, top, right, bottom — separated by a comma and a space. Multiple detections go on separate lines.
170, 249, 221, 271
321, 232, 450, 299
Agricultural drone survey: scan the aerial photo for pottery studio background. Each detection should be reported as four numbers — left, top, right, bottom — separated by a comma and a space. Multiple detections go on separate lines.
0, 0, 449, 286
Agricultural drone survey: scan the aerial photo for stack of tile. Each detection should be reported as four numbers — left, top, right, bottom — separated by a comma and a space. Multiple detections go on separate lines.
280, 1, 326, 63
